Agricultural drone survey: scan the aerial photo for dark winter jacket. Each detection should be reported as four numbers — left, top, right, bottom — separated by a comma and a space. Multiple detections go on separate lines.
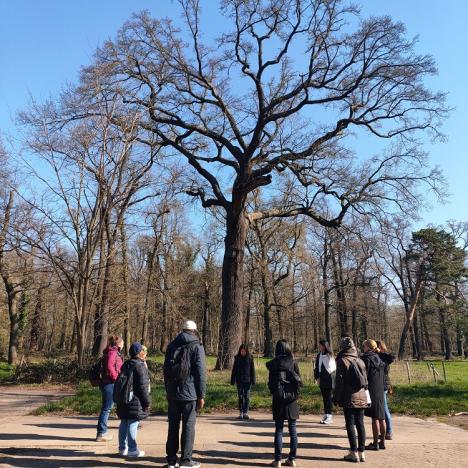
231, 355, 256, 386
116, 357, 150, 421
164, 332, 207, 401
333, 346, 368, 409
101, 345, 123, 384
378, 352, 395, 391
266, 355, 302, 421
361, 351, 386, 419
314, 352, 336, 389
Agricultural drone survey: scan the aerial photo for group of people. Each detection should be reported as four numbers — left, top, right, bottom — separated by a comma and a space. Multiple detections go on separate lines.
315, 336, 395, 463
93, 321, 394, 467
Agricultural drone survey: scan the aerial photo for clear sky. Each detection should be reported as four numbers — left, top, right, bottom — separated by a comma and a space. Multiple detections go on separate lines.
1, 1, 466, 226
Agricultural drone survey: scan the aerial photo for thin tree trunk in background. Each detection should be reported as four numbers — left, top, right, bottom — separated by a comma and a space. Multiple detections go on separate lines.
243, 268, 254, 345
7, 292, 20, 364
29, 287, 43, 351
413, 309, 422, 360
437, 292, 452, 360
322, 237, 332, 346
120, 222, 131, 355
202, 280, 210, 349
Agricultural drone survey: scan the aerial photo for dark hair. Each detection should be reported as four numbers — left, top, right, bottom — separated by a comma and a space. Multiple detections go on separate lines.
237, 344, 250, 357
275, 339, 292, 357
319, 339, 333, 356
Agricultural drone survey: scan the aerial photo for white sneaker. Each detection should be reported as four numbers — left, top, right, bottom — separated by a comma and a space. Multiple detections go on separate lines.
127, 450, 145, 458
168, 464, 180, 468
359, 452, 365, 462
323, 414, 333, 425
319, 414, 327, 424
96, 433, 113, 442
118, 448, 128, 456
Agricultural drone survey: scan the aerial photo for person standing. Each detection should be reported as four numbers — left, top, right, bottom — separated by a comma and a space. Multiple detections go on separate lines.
362, 339, 386, 450
164, 320, 206, 468
231, 344, 256, 420
115, 342, 151, 458
96, 335, 123, 442
314, 340, 336, 425
333, 336, 368, 463
376, 340, 395, 440
266, 339, 302, 468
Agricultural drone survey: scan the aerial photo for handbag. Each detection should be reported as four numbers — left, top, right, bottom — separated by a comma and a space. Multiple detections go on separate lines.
365, 389, 372, 406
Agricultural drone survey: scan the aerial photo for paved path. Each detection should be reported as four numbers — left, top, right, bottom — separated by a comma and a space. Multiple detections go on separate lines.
0, 385, 74, 417
0, 412, 467, 467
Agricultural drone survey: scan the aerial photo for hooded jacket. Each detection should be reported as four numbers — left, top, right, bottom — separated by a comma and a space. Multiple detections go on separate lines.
116, 357, 150, 421
378, 352, 395, 390
333, 346, 368, 409
101, 345, 123, 384
164, 332, 207, 401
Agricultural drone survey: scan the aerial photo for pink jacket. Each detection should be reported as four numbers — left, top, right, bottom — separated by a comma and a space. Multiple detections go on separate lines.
102, 345, 123, 384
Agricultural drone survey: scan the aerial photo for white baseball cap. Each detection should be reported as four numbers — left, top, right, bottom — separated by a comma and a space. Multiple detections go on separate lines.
183, 320, 197, 331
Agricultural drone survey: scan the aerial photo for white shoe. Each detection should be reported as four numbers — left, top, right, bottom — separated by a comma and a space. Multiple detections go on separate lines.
323, 414, 333, 425
96, 433, 113, 442
127, 450, 145, 458
168, 464, 180, 468
359, 452, 365, 462
271, 462, 282, 467
319, 414, 327, 424
118, 449, 128, 456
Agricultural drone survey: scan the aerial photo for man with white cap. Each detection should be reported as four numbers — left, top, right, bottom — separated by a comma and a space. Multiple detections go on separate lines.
164, 320, 206, 468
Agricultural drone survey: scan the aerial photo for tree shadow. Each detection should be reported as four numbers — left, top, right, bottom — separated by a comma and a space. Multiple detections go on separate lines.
26, 423, 96, 430
239, 431, 347, 439
218, 440, 343, 450
0, 448, 164, 467
0, 433, 92, 442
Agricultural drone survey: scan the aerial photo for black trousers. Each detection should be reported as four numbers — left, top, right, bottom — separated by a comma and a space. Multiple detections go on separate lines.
320, 386, 333, 414
166, 400, 197, 464
344, 407, 366, 453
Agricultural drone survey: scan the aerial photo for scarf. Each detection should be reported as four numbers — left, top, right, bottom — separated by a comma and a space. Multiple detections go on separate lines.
319, 353, 336, 374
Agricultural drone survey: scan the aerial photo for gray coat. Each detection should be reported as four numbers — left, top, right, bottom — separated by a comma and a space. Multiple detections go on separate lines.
164, 332, 207, 401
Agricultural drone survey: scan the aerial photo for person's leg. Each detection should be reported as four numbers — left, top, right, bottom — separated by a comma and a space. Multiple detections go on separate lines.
355, 409, 366, 454
166, 400, 182, 465
384, 390, 393, 436
343, 408, 357, 452
118, 419, 129, 452
378, 418, 387, 448
287, 419, 298, 461
180, 400, 197, 465
236, 383, 243, 416
243, 383, 251, 415
324, 387, 333, 421
320, 386, 328, 419
97, 383, 114, 436
372, 418, 379, 445
127, 419, 139, 453
274, 419, 284, 461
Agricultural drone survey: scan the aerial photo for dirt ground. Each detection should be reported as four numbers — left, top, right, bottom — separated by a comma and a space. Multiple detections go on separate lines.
0, 387, 467, 467
0, 412, 467, 467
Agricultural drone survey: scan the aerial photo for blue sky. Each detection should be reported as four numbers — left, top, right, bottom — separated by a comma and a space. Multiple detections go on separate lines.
1, 1, 466, 226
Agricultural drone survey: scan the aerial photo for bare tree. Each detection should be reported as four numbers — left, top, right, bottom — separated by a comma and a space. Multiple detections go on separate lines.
27, 0, 448, 367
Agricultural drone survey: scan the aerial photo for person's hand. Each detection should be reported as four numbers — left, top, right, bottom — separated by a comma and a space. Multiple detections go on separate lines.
197, 398, 205, 410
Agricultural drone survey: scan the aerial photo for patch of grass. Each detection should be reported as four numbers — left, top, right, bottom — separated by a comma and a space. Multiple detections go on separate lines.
33, 355, 468, 417
0, 361, 14, 382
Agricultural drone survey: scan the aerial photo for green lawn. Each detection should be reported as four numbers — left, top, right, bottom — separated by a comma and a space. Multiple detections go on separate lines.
0, 361, 13, 382
33, 355, 468, 417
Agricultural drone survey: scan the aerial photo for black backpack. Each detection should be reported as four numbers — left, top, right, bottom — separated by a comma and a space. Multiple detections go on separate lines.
113, 361, 134, 405
274, 365, 302, 404
167, 341, 199, 385
348, 358, 368, 391
89, 357, 103, 387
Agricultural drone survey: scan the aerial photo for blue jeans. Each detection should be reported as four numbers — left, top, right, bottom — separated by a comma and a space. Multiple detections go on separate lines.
97, 383, 114, 435
119, 419, 139, 452
237, 383, 251, 414
274, 419, 297, 462
384, 390, 393, 435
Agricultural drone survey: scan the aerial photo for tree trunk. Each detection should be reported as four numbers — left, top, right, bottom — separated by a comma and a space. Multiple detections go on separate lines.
7, 291, 20, 364
322, 237, 332, 346
437, 292, 452, 360
120, 222, 131, 355
243, 268, 254, 345
202, 280, 211, 349
216, 201, 248, 370
398, 274, 423, 360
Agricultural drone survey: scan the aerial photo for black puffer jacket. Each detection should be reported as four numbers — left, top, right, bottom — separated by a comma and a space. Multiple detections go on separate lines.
267, 355, 302, 421
116, 358, 150, 421
231, 355, 256, 385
